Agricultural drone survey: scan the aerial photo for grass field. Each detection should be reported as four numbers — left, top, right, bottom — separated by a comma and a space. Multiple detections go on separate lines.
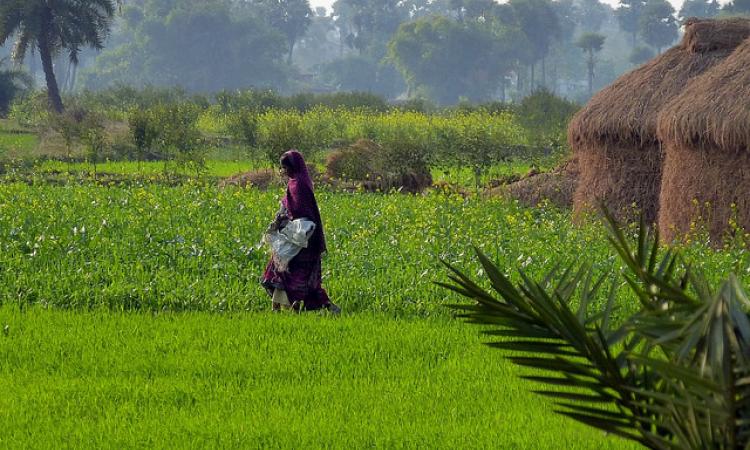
0, 306, 637, 449
0, 129, 38, 154
31, 158, 544, 187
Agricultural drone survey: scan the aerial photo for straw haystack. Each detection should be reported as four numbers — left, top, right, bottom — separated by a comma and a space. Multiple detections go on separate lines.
657, 35, 750, 243
568, 18, 750, 224
490, 158, 579, 209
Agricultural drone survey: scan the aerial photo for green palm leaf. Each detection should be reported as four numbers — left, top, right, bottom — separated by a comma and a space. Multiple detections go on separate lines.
439, 206, 750, 448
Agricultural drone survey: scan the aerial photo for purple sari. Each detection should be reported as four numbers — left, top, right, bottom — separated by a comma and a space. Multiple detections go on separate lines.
261, 150, 331, 310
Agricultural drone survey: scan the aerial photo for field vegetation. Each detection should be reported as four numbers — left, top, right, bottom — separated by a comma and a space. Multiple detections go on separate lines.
1, 88, 748, 448
0, 89, 573, 188
0, 307, 638, 448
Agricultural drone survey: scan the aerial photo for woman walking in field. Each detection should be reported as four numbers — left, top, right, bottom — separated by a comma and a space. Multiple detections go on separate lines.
262, 150, 340, 313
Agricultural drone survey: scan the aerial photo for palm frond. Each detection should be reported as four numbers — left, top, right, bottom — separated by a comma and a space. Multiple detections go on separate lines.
439, 206, 750, 449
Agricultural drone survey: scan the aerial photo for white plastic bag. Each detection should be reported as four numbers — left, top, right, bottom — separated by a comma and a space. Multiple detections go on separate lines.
263, 218, 316, 272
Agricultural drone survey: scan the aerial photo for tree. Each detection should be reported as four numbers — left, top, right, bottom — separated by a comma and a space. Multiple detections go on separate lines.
576, 0, 610, 32
83, 1, 289, 92
332, 0, 408, 58
679, 0, 720, 19
442, 210, 750, 449
615, 0, 647, 47
576, 32, 605, 97
724, 0, 750, 14
318, 54, 404, 99
0, 0, 120, 113
294, 7, 339, 70
551, 0, 578, 42
629, 45, 654, 65
639, 0, 678, 54
453, 0, 499, 21
254, 0, 313, 64
509, 0, 561, 90
0, 58, 31, 115
388, 16, 523, 104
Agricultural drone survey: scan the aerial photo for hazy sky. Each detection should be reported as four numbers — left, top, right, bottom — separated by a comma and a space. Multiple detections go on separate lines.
309, 0, 691, 14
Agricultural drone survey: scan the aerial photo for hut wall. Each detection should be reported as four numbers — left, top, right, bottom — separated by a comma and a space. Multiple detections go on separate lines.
658, 144, 750, 244
573, 144, 662, 224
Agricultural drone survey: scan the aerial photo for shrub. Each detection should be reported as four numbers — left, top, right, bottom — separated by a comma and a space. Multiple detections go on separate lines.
287, 91, 388, 112
325, 139, 382, 181
9, 92, 49, 128
258, 109, 306, 167
152, 103, 205, 176
48, 105, 89, 164
214, 89, 282, 113
227, 110, 259, 149
79, 112, 108, 178
127, 103, 205, 176
515, 89, 579, 152
128, 108, 159, 161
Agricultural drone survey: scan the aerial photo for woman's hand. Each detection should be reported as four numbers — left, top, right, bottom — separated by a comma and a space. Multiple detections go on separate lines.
273, 212, 289, 231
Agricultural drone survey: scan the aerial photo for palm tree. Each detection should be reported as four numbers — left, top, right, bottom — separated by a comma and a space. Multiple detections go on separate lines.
0, 58, 32, 114
576, 32, 606, 97
0, 0, 120, 113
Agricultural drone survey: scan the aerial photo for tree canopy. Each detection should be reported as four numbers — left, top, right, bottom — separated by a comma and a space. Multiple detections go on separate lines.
638, 0, 678, 53
83, 1, 288, 92
388, 16, 526, 104
0, 0, 120, 112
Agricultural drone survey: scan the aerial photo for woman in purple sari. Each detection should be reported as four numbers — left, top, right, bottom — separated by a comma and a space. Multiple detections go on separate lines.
262, 150, 340, 313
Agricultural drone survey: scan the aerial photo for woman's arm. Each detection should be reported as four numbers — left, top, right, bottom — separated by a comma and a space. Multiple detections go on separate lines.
267, 203, 289, 233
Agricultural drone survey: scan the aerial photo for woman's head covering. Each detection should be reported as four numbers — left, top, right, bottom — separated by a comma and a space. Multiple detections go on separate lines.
280, 150, 326, 254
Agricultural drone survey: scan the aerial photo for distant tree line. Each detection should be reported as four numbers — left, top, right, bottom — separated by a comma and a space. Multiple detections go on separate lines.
0, 0, 748, 112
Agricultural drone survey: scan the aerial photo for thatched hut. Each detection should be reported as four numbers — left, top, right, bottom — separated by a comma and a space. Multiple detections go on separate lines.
657, 34, 750, 243
567, 18, 750, 224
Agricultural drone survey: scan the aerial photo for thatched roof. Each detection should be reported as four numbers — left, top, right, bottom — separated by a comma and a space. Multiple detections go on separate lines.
568, 18, 750, 149
658, 36, 750, 152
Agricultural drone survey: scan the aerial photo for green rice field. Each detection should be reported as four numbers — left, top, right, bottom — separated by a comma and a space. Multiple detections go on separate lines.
0, 306, 638, 448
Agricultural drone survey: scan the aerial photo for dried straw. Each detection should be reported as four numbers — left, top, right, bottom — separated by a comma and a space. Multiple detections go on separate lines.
568, 18, 750, 223
657, 35, 750, 243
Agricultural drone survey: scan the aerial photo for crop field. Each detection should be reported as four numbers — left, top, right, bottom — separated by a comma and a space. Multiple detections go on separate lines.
2, 181, 750, 448
0, 306, 640, 448
31, 159, 541, 186
2, 94, 748, 448
1, 184, 747, 314
0, 129, 38, 154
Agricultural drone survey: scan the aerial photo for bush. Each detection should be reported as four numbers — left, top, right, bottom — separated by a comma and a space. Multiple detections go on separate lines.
79, 112, 108, 177
227, 110, 259, 148
515, 89, 579, 152
258, 110, 306, 167
0, 63, 31, 116
126, 103, 205, 175
286, 91, 389, 112
325, 138, 432, 193
48, 105, 90, 162
9, 92, 49, 128
325, 139, 382, 181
